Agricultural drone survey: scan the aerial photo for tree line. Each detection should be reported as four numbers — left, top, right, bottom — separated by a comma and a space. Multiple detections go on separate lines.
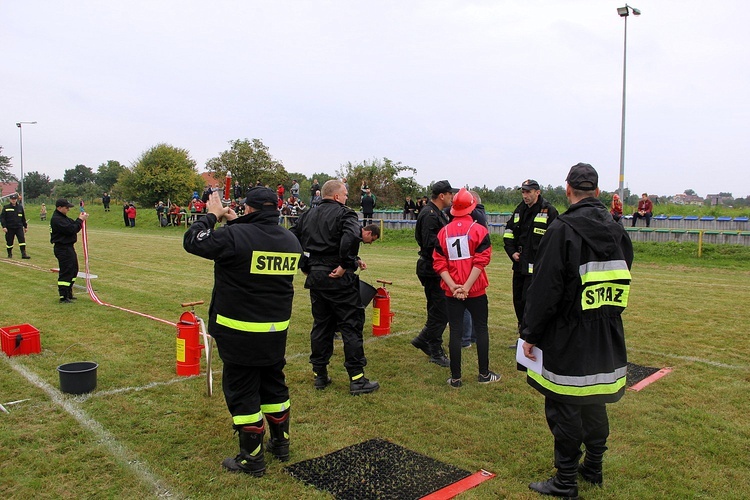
2, 143, 748, 209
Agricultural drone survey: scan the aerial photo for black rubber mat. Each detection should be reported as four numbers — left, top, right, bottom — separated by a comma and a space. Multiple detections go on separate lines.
285, 438, 472, 500
626, 362, 660, 387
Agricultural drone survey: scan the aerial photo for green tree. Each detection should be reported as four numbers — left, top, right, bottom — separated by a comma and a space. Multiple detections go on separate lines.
336, 157, 419, 208
684, 189, 696, 196
97, 160, 126, 192
23, 171, 53, 199
0, 146, 15, 183
117, 143, 203, 206
206, 138, 289, 190
63, 164, 96, 185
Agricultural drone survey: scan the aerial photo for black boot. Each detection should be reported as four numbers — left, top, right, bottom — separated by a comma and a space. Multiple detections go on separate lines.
313, 367, 331, 390
21, 248, 30, 259
529, 469, 579, 499
6, 248, 11, 258
67, 286, 78, 300
349, 373, 380, 395
579, 451, 603, 486
59, 286, 72, 303
429, 344, 450, 367
411, 336, 431, 357
265, 410, 290, 462
222, 424, 266, 476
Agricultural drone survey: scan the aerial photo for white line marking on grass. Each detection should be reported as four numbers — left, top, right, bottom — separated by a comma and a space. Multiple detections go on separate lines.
629, 348, 749, 370
4, 358, 178, 498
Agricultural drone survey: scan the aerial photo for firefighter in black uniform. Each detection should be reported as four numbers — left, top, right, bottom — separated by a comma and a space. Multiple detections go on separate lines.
184, 188, 302, 477
411, 180, 457, 367
503, 179, 558, 336
290, 179, 380, 396
50, 198, 88, 303
1, 193, 31, 259
522, 163, 633, 498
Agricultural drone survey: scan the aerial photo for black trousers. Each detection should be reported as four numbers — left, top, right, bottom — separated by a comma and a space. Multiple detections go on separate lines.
309, 282, 366, 377
512, 271, 532, 328
362, 213, 373, 225
544, 398, 609, 472
5, 226, 26, 250
446, 295, 489, 380
222, 359, 288, 427
417, 275, 448, 347
54, 244, 78, 287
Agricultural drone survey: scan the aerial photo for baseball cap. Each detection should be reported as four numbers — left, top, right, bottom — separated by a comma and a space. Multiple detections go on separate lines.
431, 180, 459, 196
55, 198, 75, 208
519, 179, 540, 191
243, 187, 279, 210
566, 163, 599, 191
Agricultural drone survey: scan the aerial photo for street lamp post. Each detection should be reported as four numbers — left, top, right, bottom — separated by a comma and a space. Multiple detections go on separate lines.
15, 121, 37, 205
617, 5, 640, 203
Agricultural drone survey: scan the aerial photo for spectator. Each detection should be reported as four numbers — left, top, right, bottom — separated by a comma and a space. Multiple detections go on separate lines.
309, 179, 320, 204
311, 190, 322, 208
123, 202, 129, 227
404, 196, 417, 220
632, 193, 653, 227
290, 179, 300, 200
610, 193, 623, 223
102, 192, 111, 212
276, 184, 285, 203
233, 181, 243, 201
360, 180, 369, 197
126, 203, 136, 227
169, 203, 182, 226
40, 203, 47, 221
156, 201, 166, 226
360, 188, 376, 226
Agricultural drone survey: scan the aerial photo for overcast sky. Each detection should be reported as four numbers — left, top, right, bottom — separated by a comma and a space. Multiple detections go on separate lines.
2, 1, 749, 198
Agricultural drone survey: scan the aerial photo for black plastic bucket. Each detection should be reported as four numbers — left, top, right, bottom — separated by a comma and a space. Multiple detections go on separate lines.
359, 280, 378, 307
57, 361, 98, 395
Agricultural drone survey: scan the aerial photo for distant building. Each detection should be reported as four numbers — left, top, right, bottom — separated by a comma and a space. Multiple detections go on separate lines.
1, 181, 19, 199
706, 193, 732, 206
672, 193, 704, 205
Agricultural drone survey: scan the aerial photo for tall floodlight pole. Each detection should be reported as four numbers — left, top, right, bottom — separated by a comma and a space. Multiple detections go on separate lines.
617, 5, 640, 202
15, 121, 38, 205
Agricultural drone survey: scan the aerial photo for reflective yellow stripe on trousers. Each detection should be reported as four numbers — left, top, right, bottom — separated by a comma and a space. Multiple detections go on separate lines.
216, 314, 290, 332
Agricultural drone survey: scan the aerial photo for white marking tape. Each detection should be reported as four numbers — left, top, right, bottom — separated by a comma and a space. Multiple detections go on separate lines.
4, 357, 178, 498
629, 348, 749, 370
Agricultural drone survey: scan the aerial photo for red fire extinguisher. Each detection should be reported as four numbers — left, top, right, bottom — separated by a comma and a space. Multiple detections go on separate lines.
372, 279, 394, 336
176, 301, 206, 376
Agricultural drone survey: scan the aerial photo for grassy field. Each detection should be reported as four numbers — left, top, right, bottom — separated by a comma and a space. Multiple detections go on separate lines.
1, 210, 749, 499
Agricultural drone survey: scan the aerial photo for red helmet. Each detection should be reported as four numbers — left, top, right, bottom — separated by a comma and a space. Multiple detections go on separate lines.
450, 187, 476, 217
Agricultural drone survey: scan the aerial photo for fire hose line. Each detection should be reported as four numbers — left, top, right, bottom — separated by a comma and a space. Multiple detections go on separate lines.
81, 221, 177, 327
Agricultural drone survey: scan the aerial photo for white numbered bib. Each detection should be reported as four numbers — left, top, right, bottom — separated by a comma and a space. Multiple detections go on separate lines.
447, 234, 471, 261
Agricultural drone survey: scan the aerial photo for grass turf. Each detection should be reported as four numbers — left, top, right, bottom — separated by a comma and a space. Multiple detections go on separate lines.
1, 212, 749, 499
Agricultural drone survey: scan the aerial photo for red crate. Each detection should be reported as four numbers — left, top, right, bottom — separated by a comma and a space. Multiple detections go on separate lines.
1, 324, 41, 357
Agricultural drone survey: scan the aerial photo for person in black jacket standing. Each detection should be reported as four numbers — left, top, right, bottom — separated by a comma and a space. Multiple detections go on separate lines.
1, 193, 31, 259
184, 188, 302, 477
50, 198, 88, 303
503, 179, 558, 337
411, 180, 458, 367
290, 179, 380, 396
522, 163, 633, 498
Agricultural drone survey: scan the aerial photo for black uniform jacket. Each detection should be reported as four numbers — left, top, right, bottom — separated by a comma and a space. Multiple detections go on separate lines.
290, 199, 362, 290
415, 200, 449, 278
50, 209, 83, 245
503, 196, 558, 275
183, 210, 302, 366
523, 198, 633, 405
1, 202, 28, 229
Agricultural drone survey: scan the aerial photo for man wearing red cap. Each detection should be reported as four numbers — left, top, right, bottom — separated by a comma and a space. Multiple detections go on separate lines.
433, 188, 501, 388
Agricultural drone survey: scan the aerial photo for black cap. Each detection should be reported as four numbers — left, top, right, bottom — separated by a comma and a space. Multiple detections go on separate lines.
519, 179, 540, 191
566, 163, 598, 191
55, 198, 75, 208
243, 187, 278, 210
431, 180, 459, 196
